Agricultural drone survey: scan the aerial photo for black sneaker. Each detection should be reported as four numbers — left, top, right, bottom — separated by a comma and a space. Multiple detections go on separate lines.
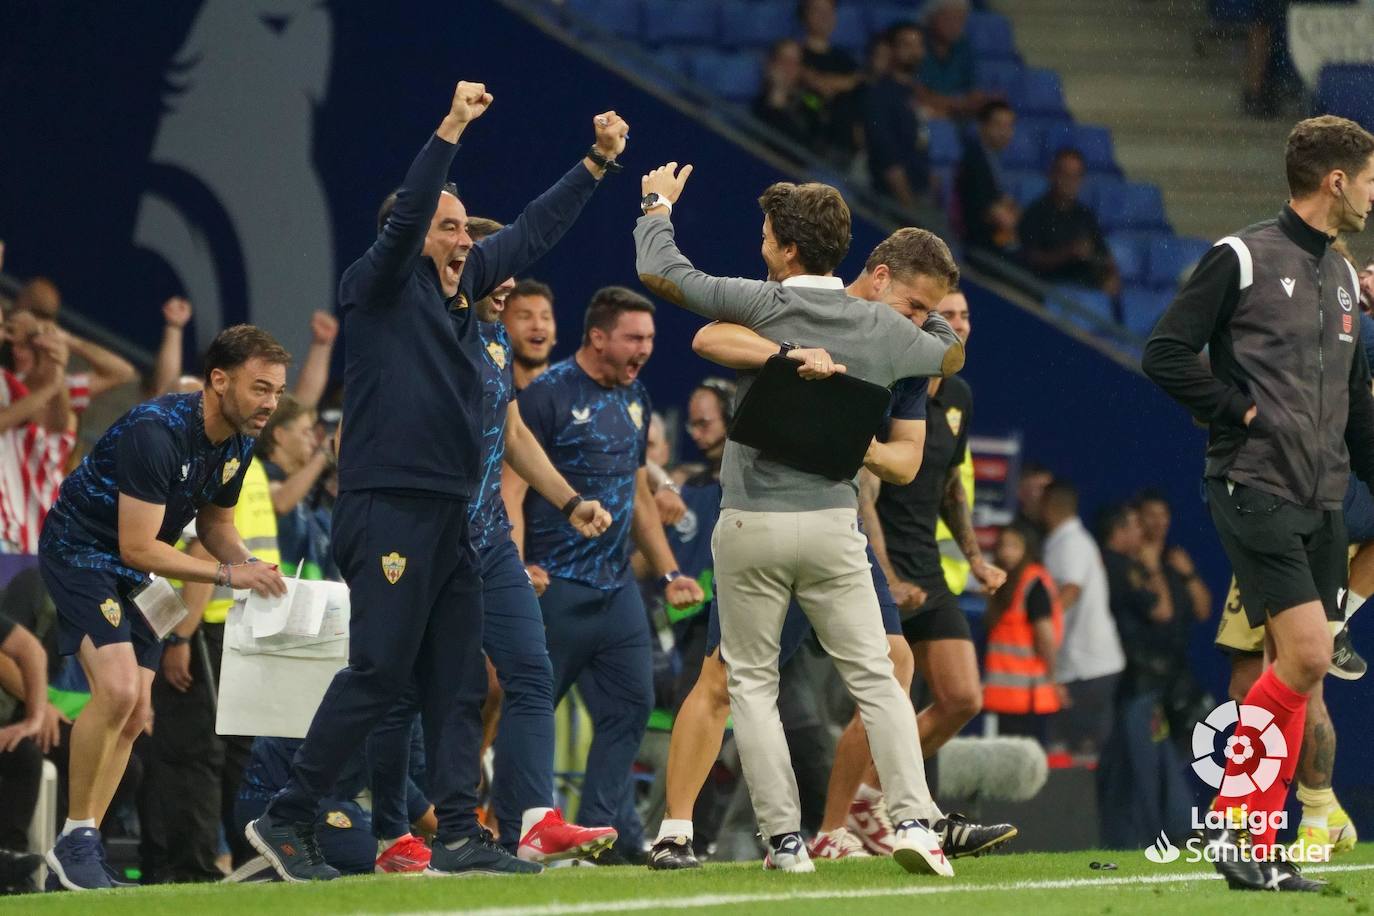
1260, 860, 1327, 892
244, 812, 340, 883
0, 849, 41, 888
935, 813, 1018, 858
1201, 826, 1267, 890
647, 836, 700, 870
1330, 627, 1366, 680
428, 831, 543, 876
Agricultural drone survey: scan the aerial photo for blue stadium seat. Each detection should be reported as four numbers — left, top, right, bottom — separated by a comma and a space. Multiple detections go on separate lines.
1318, 64, 1374, 132
1208, 0, 1258, 23
691, 50, 763, 102
1119, 182, 1169, 231
968, 11, 1016, 60
1072, 124, 1119, 175
643, 0, 719, 45
1121, 287, 1174, 337
867, 3, 918, 34
564, 0, 640, 39
1084, 175, 1127, 221
1009, 68, 1067, 117
832, 5, 868, 53
974, 59, 1024, 94
1147, 235, 1212, 289
1107, 234, 1149, 286
1049, 285, 1117, 333
1002, 120, 1045, 170
719, 1, 795, 49
1006, 170, 1048, 208
927, 118, 962, 167
1039, 119, 1077, 166
932, 165, 956, 214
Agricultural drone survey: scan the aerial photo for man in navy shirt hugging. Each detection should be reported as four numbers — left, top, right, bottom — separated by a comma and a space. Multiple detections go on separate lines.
40, 325, 291, 890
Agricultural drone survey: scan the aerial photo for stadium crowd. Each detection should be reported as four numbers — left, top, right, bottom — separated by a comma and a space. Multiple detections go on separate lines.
0, 81, 1369, 899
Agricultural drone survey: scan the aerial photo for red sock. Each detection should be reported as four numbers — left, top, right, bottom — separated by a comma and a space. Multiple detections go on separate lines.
1211, 668, 1307, 851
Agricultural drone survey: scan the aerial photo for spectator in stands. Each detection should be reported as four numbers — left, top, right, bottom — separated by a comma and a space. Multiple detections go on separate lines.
152, 298, 193, 396
753, 39, 823, 152
1098, 503, 1177, 698
862, 22, 933, 211
797, 0, 861, 158
956, 100, 1019, 255
257, 395, 335, 579
1019, 148, 1121, 297
1010, 461, 1053, 542
502, 280, 557, 391
0, 613, 49, 893
1134, 490, 1210, 626
1041, 480, 1126, 757
982, 525, 1061, 743
0, 317, 74, 555
917, 0, 994, 119
1241, 2, 1284, 119
9, 280, 139, 404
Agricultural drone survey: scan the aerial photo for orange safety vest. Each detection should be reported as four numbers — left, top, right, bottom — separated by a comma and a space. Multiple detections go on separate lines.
983, 564, 1063, 716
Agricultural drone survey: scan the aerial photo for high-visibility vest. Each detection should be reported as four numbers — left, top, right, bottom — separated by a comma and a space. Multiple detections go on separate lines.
983, 563, 1063, 715
203, 460, 280, 624
935, 451, 975, 594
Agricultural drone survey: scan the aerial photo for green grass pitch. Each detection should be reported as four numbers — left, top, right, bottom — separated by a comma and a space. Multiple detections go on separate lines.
6, 845, 1372, 915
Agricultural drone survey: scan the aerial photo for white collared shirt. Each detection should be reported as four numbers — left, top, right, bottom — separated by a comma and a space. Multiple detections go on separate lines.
779, 275, 845, 290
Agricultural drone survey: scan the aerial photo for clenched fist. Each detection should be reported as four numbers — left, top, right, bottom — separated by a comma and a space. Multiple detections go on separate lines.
592, 111, 630, 160
450, 81, 493, 124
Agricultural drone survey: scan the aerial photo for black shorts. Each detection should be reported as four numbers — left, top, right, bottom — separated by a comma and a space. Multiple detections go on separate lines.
1206, 477, 1345, 629
38, 556, 162, 670
900, 580, 972, 643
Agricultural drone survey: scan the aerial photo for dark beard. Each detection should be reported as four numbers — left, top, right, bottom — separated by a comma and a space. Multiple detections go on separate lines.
513, 351, 549, 371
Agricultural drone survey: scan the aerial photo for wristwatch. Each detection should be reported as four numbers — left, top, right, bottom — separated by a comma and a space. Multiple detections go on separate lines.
585, 146, 623, 174
641, 192, 672, 214
164, 632, 190, 647
660, 571, 684, 590
778, 341, 799, 358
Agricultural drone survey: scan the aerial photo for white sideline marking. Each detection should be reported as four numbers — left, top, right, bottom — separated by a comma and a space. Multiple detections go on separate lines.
384, 863, 1374, 915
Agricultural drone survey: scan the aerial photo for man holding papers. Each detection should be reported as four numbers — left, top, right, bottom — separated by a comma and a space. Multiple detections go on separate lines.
634, 167, 962, 875
37, 325, 291, 890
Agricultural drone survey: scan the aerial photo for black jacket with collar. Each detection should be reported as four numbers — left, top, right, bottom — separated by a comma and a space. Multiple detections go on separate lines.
1143, 205, 1374, 510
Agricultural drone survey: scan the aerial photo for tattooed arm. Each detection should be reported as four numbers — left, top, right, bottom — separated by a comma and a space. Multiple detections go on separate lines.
938, 463, 1006, 593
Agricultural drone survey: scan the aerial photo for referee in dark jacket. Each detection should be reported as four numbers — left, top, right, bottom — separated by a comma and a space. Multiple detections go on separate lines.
1143, 116, 1374, 893
247, 80, 629, 881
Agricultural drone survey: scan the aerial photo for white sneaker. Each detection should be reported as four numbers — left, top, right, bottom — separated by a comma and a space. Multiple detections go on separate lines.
808, 827, 872, 859
763, 833, 815, 873
891, 820, 954, 877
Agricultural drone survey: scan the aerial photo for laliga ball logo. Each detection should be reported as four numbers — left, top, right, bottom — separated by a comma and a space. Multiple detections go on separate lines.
1190, 701, 1288, 796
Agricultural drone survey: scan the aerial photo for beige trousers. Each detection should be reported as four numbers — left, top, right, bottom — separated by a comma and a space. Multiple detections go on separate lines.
712, 507, 936, 837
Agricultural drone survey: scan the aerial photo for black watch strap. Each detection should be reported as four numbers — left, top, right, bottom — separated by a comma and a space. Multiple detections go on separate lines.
585, 146, 623, 174
164, 632, 190, 647
779, 341, 799, 357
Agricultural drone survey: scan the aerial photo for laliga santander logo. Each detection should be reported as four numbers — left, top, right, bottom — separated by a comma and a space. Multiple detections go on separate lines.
1144, 831, 1180, 864
1190, 700, 1288, 795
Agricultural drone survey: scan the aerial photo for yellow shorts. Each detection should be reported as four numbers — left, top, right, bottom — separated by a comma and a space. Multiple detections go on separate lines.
1215, 576, 1265, 655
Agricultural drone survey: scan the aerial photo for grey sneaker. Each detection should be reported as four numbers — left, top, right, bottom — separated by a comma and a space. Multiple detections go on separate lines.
1329, 627, 1366, 680
428, 831, 544, 876
244, 812, 340, 883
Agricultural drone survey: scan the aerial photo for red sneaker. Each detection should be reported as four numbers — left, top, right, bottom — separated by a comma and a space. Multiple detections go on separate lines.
375, 834, 431, 874
517, 810, 618, 863
846, 795, 896, 856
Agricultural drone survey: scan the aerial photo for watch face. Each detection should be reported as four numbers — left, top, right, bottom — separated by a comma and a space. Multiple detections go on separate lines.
641, 193, 659, 209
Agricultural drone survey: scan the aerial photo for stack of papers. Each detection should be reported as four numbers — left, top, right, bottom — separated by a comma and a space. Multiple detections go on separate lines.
217, 574, 352, 739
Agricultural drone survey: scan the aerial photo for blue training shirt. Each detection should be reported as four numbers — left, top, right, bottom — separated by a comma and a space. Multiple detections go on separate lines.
518, 358, 650, 589
469, 320, 517, 552
40, 392, 253, 582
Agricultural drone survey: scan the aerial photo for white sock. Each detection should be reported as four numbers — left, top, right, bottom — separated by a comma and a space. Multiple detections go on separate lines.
1300, 811, 1330, 833
656, 818, 694, 843
1347, 590, 1367, 622
63, 818, 96, 836
521, 807, 555, 839
854, 783, 883, 805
